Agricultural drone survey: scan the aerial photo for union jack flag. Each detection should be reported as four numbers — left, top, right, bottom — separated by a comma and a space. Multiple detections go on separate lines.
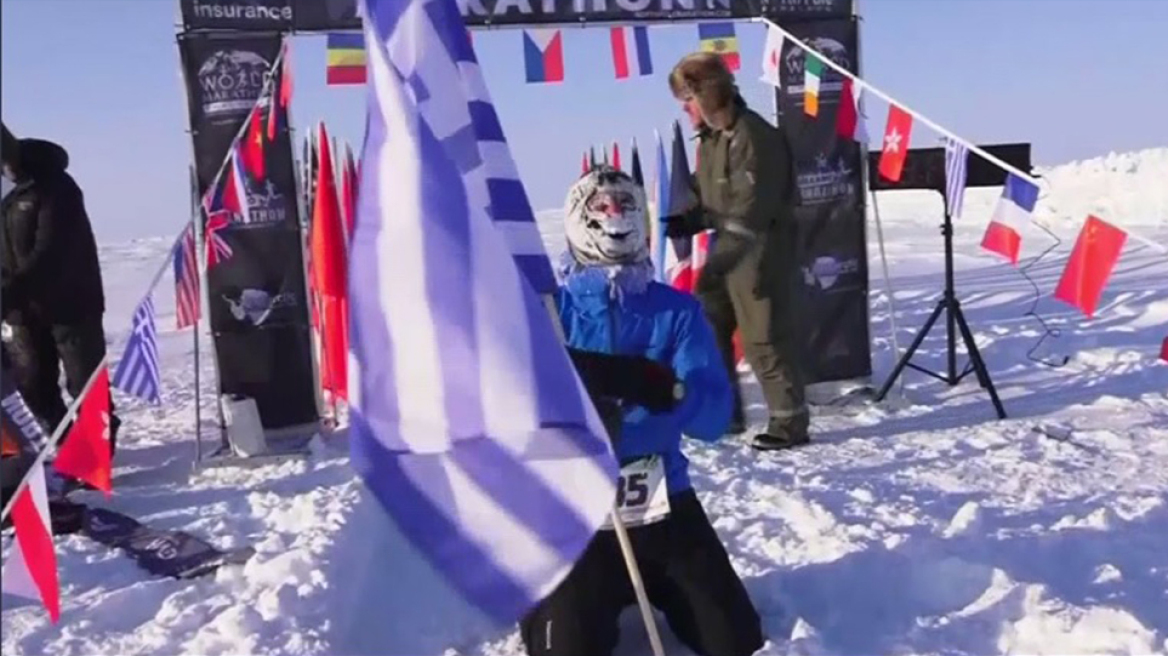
174, 224, 200, 329
204, 212, 234, 268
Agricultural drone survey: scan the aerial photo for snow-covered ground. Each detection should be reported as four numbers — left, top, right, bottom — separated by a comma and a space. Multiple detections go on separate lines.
3, 148, 1167, 656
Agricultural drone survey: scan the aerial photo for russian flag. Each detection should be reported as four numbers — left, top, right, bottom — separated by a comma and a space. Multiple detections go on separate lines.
523, 28, 564, 84
611, 26, 652, 79
981, 173, 1039, 265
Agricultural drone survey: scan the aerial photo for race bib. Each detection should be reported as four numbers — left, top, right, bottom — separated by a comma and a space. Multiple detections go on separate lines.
600, 456, 670, 531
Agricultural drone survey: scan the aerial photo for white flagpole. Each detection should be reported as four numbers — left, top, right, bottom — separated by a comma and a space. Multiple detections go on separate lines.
0, 229, 183, 522
757, 17, 1035, 185
190, 166, 204, 465
755, 16, 1167, 257
540, 297, 667, 656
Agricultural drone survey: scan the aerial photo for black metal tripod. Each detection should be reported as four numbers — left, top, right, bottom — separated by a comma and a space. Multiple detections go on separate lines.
874, 203, 1008, 419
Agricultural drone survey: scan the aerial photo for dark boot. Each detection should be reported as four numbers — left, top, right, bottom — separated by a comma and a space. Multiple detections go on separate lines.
750, 412, 810, 451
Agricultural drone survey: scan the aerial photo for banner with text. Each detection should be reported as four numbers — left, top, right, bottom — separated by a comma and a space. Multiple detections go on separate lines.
177, 31, 319, 431
775, 17, 871, 384
178, 0, 852, 31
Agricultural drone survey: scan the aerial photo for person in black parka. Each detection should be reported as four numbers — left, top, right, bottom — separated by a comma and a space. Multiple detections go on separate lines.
1, 131, 119, 456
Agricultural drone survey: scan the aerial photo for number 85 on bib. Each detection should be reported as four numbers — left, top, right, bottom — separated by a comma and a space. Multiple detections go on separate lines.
600, 456, 670, 531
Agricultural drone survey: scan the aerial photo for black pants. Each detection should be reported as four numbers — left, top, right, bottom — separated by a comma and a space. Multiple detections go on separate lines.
6, 314, 119, 454
697, 273, 808, 438
520, 490, 764, 656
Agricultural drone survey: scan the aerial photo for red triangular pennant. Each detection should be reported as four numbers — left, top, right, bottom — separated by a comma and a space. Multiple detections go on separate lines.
241, 108, 266, 181
53, 367, 113, 495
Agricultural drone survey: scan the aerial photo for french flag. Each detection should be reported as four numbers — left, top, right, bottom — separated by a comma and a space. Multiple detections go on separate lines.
981, 173, 1040, 265
523, 28, 564, 84
611, 26, 652, 79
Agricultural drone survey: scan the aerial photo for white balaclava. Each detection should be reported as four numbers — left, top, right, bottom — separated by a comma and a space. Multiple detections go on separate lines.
563, 166, 649, 267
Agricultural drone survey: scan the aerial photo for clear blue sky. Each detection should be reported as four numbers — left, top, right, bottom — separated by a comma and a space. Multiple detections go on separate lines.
2, 0, 1166, 243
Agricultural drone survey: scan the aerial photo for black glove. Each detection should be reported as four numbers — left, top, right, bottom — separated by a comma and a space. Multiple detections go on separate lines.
662, 210, 705, 240
701, 229, 753, 278
567, 348, 683, 414
591, 395, 623, 447
631, 357, 683, 414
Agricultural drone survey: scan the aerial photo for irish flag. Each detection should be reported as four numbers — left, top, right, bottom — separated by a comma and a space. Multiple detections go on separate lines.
804, 53, 824, 117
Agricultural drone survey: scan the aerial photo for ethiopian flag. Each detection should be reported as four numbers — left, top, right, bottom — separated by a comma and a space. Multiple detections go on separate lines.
326, 32, 366, 86
803, 52, 824, 117
698, 22, 740, 71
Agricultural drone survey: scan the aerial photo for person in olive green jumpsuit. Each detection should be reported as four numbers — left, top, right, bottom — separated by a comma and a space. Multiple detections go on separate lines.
663, 52, 809, 450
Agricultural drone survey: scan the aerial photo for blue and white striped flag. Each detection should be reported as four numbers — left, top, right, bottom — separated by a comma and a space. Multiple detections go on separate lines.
349, 0, 619, 628
944, 137, 969, 218
111, 295, 161, 404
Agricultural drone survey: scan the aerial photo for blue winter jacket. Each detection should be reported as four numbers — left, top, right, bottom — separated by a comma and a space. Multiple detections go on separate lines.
557, 268, 733, 495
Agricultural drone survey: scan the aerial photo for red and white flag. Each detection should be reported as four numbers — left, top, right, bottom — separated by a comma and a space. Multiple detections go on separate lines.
53, 367, 113, 495
878, 105, 912, 182
759, 25, 784, 87
1, 465, 60, 623
837, 78, 868, 143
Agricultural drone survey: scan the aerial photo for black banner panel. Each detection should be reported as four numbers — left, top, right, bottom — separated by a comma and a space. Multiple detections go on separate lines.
775, 17, 871, 384
177, 31, 318, 430
178, 0, 851, 31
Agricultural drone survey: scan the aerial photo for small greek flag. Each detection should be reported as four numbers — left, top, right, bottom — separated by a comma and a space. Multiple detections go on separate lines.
112, 295, 161, 404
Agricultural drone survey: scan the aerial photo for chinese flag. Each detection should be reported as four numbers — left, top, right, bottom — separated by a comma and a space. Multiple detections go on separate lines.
1052, 215, 1127, 318
53, 367, 112, 495
241, 108, 265, 181
310, 123, 348, 401
878, 105, 913, 182
1160, 336, 1168, 362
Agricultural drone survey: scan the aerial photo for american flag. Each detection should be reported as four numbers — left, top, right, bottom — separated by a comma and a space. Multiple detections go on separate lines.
111, 295, 162, 404
349, 0, 617, 627
944, 137, 969, 219
174, 224, 200, 330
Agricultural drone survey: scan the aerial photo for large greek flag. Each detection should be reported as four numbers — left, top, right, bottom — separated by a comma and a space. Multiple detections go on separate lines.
349, 0, 619, 626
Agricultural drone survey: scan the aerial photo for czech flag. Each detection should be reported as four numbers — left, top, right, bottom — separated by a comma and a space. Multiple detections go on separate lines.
523, 28, 564, 84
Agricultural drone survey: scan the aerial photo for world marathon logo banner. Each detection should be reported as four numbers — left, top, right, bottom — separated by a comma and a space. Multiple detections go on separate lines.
177, 31, 319, 431
774, 16, 872, 385
179, 0, 852, 31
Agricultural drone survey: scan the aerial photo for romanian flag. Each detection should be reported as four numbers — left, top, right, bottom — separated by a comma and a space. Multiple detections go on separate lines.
326, 32, 366, 86
698, 22, 740, 71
